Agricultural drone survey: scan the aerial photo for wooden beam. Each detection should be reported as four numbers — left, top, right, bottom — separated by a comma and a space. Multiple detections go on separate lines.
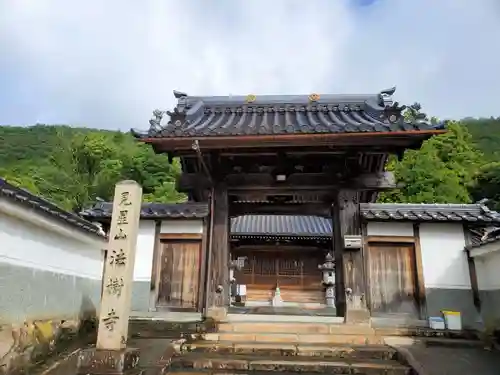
142, 129, 446, 152
366, 235, 415, 243
229, 202, 332, 217
177, 172, 397, 192
158, 233, 203, 240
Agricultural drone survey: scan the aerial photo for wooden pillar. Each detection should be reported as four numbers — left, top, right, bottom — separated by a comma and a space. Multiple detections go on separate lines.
197, 217, 209, 312
334, 189, 370, 323
206, 183, 230, 319
77, 180, 143, 375
332, 203, 345, 317
148, 221, 161, 312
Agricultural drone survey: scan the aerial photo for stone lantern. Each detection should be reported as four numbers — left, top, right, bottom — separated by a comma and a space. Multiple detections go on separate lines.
318, 252, 336, 308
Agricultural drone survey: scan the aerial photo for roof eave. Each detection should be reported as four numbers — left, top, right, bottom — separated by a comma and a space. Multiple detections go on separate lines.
362, 217, 500, 224
231, 233, 331, 240
134, 129, 446, 151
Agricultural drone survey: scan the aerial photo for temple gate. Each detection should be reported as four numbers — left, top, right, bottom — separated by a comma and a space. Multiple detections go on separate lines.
132, 88, 445, 322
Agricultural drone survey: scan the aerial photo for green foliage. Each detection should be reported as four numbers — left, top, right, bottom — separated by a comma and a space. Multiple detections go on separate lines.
378, 119, 484, 204
0, 125, 186, 211
462, 117, 500, 161
469, 162, 500, 210
378, 143, 471, 204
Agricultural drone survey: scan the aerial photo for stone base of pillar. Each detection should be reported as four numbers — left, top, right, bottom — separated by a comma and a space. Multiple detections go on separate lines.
345, 295, 370, 324
76, 347, 141, 375
205, 306, 228, 322
345, 308, 371, 324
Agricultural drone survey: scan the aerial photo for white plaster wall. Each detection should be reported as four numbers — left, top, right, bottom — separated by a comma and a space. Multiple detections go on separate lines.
160, 219, 203, 234
0, 199, 106, 323
0, 208, 104, 279
133, 221, 156, 282
419, 223, 469, 289
475, 251, 500, 291
366, 222, 414, 237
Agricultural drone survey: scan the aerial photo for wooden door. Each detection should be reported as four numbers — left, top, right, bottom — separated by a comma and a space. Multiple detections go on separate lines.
156, 241, 201, 309
368, 243, 419, 317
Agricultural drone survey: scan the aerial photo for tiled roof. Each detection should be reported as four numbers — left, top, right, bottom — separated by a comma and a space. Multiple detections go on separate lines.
361, 203, 500, 223
0, 178, 104, 237
131, 88, 445, 139
467, 227, 500, 249
81, 202, 331, 238
231, 215, 332, 238
80, 202, 209, 219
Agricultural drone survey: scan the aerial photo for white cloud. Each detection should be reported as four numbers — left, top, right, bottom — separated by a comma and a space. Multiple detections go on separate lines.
1, 0, 500, 129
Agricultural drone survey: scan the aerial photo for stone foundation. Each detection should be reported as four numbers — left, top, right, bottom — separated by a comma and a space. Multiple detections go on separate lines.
76, 347, 141, 375
205, 307, 228, 322
0, 317, 97, 375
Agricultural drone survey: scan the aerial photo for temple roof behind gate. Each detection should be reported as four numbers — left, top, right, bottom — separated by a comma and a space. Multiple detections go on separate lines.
131, 87, 445, 141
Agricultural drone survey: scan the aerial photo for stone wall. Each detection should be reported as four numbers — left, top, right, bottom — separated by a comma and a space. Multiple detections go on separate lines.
0, 317, 97, 374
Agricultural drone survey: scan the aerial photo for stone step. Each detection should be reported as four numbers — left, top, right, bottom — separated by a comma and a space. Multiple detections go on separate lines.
218, 322, 375, 335
227, 313, 343, 323
196, 332, 384, 345
183, 340, 397, 360
374, 326, 479, 340
168, 353, 412, 374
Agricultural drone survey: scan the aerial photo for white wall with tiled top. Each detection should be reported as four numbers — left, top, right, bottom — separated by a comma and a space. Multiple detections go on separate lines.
0, 196, 106, 323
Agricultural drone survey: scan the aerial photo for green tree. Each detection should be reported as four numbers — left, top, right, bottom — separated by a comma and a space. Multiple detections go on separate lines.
0, 167, 41, 195
379, 119, 482, 204
428, 121, 483, 187
469, 162, 500, 210
34, 131, 123, 211
379, 144, 470, 203
22, 129, 187, 211
143, 181, 187, 203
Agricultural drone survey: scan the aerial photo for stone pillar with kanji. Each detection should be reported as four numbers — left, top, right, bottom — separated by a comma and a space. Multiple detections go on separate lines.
76, 180, 142, 375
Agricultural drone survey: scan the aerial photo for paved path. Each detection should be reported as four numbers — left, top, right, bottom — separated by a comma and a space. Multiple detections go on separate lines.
385, 337, 500, 375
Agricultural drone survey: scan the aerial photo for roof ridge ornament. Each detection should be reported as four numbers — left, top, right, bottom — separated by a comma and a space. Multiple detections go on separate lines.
173, 90, 187, 99
148, 109, 166, 134
384, 102, 407, 123
380, 87, 396, 97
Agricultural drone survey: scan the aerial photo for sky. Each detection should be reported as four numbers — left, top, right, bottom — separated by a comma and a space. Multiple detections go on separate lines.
1, 0, 500, 130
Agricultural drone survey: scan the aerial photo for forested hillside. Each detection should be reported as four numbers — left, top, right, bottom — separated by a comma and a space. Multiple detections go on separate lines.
1, 115, 500, 212
0, 125, 186, 212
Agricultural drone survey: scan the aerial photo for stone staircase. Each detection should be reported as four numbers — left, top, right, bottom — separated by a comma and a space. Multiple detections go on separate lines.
162, 320, 415, 375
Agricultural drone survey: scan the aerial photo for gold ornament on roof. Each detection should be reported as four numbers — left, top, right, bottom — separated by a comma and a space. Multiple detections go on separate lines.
245, 94, 257, 103
309, 93, 320, 102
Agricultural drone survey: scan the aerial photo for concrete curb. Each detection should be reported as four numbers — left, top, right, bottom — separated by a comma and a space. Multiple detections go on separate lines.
383, 337, 429, 375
